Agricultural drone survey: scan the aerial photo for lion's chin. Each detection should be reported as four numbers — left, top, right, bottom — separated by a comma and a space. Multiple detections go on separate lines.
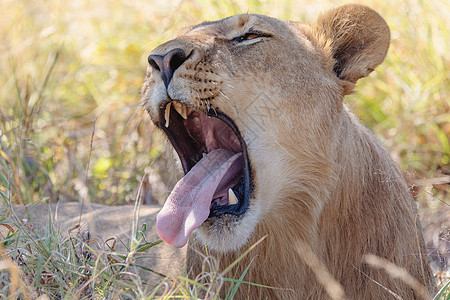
193, 204, 261, 252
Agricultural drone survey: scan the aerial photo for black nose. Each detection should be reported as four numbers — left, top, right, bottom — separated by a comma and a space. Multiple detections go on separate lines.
148, 48, 187, 88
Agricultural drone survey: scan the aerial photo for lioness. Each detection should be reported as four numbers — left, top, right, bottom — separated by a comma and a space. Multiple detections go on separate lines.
142, 4, 436, 298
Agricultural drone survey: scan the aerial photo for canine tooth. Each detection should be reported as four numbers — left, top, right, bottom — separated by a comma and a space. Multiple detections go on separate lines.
180, 106, 188, 119
165, 102, 171, 127
173, 102, 188, 119
228, 189, 238, 205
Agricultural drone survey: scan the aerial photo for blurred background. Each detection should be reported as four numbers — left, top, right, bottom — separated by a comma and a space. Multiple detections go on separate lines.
0, 0, 448, 210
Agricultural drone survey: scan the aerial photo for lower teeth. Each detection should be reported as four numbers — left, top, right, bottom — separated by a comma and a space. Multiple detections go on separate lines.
228, 188, 238, 205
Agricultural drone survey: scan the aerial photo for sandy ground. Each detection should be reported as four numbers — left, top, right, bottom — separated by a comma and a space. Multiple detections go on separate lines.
2, 201, 448, 291
2, 202, 187, 294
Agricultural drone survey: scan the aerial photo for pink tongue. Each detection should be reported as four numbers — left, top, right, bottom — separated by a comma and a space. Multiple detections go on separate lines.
156, 149, 243, 248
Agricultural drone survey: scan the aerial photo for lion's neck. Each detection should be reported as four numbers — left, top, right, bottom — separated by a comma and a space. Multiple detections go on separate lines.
186, 108, 433, 299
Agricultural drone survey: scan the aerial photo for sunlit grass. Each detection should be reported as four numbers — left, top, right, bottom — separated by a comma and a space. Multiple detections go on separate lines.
0, 0, 448, 205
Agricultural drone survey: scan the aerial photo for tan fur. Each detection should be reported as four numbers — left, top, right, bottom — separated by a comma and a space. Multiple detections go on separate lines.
142, 4, 436, 298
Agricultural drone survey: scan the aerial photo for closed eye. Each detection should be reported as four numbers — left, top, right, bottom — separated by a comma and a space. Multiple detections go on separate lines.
232, 31, 271, 43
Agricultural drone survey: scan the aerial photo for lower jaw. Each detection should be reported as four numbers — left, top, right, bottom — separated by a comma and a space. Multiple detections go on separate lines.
193, 210, 258, 253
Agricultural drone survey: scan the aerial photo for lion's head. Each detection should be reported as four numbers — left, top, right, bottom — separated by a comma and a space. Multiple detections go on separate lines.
142, 5, 437, 298
142, 4, 390, 252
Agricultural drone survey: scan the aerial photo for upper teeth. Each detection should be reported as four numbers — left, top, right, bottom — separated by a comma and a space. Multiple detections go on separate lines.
173, 102, 188, 119
165, 102, 171, 127
164, 102, 189, 127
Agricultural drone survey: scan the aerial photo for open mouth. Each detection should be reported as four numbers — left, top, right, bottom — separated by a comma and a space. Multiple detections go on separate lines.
155, 100, 252, 248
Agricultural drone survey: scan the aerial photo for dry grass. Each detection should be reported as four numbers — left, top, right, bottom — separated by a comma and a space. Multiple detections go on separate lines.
0, 0, 448, 298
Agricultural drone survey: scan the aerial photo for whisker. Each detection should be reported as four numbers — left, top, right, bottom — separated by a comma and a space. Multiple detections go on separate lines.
211, 106, 218, 116
126, 105, 143, 128
215, 95, 225, 104
219, 91, 230, 100
134, 109, 146, 132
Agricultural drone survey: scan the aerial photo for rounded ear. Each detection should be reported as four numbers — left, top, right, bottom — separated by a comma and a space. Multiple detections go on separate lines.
312, 4, 390, 83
